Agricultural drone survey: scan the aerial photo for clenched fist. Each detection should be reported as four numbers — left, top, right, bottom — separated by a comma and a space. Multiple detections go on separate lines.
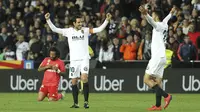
45, 13, 50, 20
139, 6, 147, 15
106, 13, 112, 21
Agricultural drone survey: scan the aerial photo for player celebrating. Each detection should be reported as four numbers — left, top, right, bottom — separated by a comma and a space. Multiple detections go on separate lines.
37, 47, 66, 101
139, 6, 176, 110
45, 13, 112, 108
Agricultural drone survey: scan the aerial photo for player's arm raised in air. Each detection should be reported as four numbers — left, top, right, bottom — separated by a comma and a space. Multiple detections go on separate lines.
139, 6, 157, 29
163, 7, 176, 24
45, 13, 64, 34
89, 13, 112, 34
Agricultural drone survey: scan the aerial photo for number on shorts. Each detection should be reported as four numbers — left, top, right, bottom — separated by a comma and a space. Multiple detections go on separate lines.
70, 67, 75, 77
70, 67, 75, 72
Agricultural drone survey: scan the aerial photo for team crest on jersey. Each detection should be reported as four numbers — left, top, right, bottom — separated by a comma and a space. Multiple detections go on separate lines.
84, 67, 88, 71
81, 30, 84, 34
47, 59, 51, 65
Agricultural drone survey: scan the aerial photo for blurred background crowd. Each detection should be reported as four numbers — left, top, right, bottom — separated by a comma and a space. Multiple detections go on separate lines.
0, 0, 200, 63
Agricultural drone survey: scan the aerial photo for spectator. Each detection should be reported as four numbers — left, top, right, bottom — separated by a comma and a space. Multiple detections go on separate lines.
42, 34, 56, 57
191, 9, 200, 31
29, 37, 43, 61
0, 26, 14, 52
188, 24, 200, 48
56, 35, 69, 60
99, 39, 114, 62
16, 35, 29, 60
112, 38, 122, 60
177, 36, 198, 62
176, 27, 184, 43
0, 0, 199, 62
120, 35, 137, 60
138, 31, 152, 60
182, 19, 190, 35
108, 19, 117, 36
3, 45, 15, 60
168, 37, 179, 60
0, 1, 6, 24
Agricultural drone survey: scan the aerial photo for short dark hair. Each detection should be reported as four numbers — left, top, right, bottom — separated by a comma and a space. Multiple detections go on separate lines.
71, 15, 82, 23
153, 11, 163, 21
49, 47, 60, 58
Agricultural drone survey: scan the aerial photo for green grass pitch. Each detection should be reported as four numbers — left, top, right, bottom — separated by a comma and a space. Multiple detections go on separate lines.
0, 93, 199, 112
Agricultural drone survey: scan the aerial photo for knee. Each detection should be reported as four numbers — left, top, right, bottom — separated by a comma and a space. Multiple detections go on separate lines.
81, 78, 88, 83
143, 77, 148, 84
81, 74, 88, 83
72, 78, 78, 85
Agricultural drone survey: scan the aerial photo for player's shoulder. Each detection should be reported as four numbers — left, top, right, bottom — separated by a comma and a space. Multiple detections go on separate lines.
57, 58, 64, 63
63, 27, 73, 31
82, 27, 89, 31
22, 41, 29, 45
156, 22, 168, 30
44, 57, 50, 61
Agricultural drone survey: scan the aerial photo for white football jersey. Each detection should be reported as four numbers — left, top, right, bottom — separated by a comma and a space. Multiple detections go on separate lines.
151, 22, 168, 58
61, 27, 90, 61
16, 41, 29, 60
46, 19, 109, 61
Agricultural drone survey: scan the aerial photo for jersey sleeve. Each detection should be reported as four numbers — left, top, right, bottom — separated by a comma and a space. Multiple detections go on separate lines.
145, 14, 157, 29
90, 20, 109, 34
46, 19, 67, 36
83, 27, 90, 36
162, 13, 172, 25
39, 58, 48, 67
62, 28, 70, 37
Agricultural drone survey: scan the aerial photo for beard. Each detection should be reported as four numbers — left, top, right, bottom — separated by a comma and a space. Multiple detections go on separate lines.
50, 57, 57, 61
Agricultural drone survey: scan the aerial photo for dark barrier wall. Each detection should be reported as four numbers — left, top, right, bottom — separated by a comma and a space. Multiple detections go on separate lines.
0, 69, 200, 93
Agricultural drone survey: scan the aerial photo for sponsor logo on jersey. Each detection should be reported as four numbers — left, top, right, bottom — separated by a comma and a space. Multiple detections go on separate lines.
72, 35, 84, 41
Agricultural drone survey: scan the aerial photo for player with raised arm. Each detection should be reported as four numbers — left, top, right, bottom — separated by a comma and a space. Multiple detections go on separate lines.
139, 6, 176, 111
45, 13, 112, 108
37, 47, 66, 101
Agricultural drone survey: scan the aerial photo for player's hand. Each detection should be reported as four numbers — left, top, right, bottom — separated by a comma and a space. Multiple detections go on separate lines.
45, 13, 50, 20
46, 65, 52, 69
139, 6, 147, 15
170, 6, 176, 14
106, 13, 112, 21
52, 66, 58, 71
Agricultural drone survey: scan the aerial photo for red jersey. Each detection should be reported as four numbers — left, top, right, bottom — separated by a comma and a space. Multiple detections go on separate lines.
40, 57, 66, 86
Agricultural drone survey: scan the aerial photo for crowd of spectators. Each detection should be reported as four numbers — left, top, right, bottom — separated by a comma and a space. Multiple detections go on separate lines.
0, 0, 200, 63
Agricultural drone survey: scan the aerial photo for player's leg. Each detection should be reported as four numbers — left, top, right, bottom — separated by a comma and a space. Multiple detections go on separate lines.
69, 61, 80, 108
153, 58, 172, 109
152, 77, 162, 108
143, 73, 157, 88
48, 86, 63, 101
80, 59, 89, 109
38, 92, 47, 101
155, 75, 172, 109
71, 77, 79, 107
145, 60, 162, 110
37, 85, 48, 101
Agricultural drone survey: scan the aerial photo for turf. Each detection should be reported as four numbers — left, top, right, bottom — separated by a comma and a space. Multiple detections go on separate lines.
0, 93, 199, 112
